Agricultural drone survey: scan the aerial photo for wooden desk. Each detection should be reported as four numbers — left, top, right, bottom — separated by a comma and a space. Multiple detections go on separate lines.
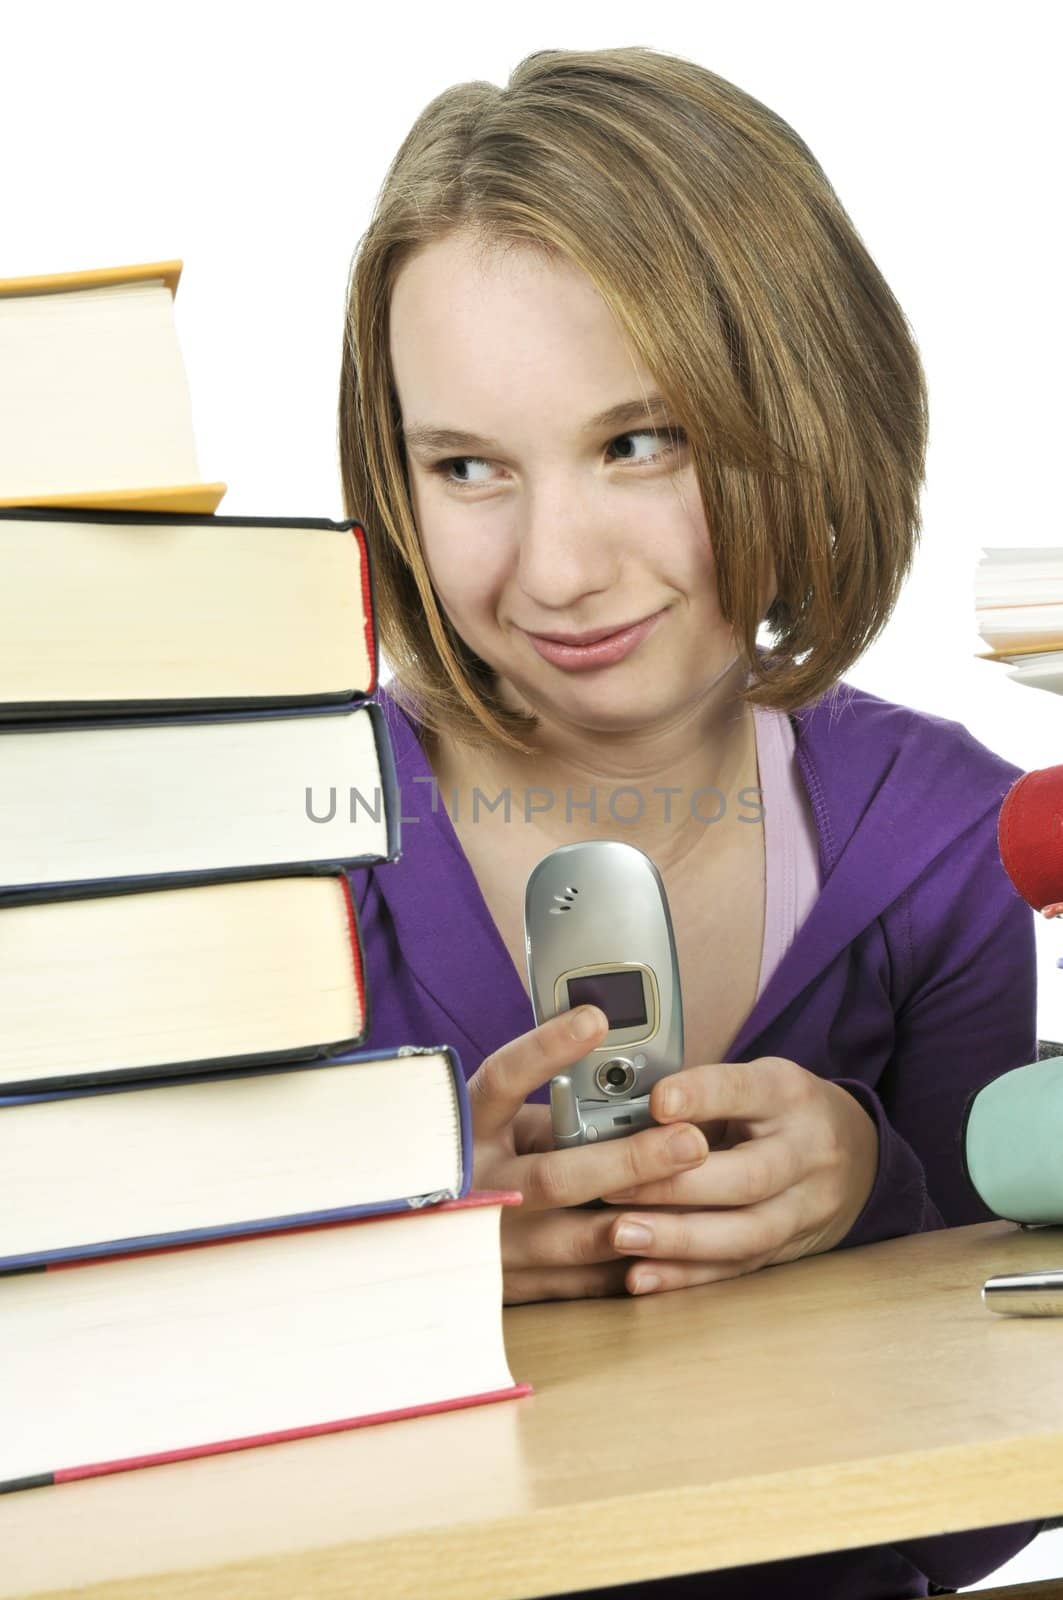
4, 1219, 1063, 1600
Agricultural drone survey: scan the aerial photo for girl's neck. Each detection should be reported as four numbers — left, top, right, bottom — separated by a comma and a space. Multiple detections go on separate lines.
423, 687, 760, 876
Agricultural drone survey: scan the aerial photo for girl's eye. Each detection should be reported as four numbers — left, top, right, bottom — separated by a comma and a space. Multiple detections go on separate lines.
431, 427, 686, 489
604, 427, 686, 466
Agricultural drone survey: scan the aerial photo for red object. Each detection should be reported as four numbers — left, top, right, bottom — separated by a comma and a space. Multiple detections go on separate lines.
997, 764, 1063, 913
52, 1384, 533, 1485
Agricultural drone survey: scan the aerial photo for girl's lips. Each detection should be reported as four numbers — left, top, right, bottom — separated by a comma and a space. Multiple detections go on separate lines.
525, 609, 667, 670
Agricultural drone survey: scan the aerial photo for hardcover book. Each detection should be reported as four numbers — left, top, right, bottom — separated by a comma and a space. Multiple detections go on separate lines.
0, 1046, 471, 1269
0, 508, 377, 716
0, 701, 400, 900
1, 1193, 529, 1494
0, 874, 371, 1094
0, 260, 226, 512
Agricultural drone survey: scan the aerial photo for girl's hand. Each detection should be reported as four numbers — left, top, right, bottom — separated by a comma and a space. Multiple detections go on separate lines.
599, 1057, 879, 1296
469, 1006, 711, 1305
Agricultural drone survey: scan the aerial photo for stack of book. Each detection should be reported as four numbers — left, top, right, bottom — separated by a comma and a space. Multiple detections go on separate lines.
975, 546, 1063, 696
0, 261, 527, 1495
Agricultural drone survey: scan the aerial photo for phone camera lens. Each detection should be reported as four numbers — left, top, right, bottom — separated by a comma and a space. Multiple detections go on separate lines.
596, 1058, 635, 1096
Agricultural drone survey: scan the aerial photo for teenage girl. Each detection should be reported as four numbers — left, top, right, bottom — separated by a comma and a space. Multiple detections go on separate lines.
339, 47, 1042, 1598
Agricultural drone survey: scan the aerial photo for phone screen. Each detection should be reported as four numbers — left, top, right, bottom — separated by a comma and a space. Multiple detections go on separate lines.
566, 969, 647, 1030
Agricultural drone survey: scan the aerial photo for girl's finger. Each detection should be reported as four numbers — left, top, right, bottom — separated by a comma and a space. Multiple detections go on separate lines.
610, 1191, 795, 1266
512, 1103, 556, 1156
516, 1120, 708, 1212
506, 1259, 632, 1306
651, 1057, 802, 1128
601, 1132, 800, 1208
502, 1207, 623, 1272
468, 1006, 608, 1136
624, 1255, 763, 1297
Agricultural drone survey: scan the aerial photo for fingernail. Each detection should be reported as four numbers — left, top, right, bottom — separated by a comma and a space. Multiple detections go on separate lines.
657, 1085, 683, 1117
570, 1006, 603, 1040
669, 1128, 705, 1164
614, 1222, 654, 1251
632, 1272, 662, 1295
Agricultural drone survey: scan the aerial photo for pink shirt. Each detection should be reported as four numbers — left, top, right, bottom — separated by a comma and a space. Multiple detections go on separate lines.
752, 702, 821, 1002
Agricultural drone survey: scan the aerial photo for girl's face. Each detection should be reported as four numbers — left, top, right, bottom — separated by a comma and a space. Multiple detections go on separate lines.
389, 229, 743, 735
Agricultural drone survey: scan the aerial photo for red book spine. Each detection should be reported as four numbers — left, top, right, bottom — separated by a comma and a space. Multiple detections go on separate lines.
2, 1382, 533, 1494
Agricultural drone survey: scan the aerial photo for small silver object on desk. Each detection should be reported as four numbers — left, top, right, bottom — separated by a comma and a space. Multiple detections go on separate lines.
983, 1267, 1063, 1316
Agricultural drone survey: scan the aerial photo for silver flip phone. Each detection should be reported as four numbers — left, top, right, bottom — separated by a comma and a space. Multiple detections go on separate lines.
523, 840, 684, 1148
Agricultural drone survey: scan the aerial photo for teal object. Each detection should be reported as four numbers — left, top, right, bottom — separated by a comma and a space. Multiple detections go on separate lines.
964, 1057, 1063, 1223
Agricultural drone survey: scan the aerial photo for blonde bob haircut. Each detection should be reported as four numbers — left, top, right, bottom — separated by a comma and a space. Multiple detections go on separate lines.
338, 45, 928, 755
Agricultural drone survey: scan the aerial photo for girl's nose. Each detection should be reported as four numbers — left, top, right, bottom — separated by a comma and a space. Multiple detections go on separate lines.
514, 486, 621, 611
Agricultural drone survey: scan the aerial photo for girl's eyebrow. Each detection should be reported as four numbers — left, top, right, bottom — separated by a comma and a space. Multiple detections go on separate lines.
402, 393, 672, 456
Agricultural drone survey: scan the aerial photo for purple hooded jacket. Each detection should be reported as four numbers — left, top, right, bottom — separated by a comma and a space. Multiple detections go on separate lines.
347, 676, 1043, 1600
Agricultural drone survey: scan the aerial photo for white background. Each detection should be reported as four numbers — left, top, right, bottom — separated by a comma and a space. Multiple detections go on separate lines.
4, 1, 1061, 1587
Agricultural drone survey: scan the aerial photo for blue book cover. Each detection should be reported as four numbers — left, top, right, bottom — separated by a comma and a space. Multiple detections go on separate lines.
0, 1044, 473, 1274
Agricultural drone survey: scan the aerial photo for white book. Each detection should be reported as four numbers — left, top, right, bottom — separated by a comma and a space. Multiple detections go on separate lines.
0, 703, 397, 895
0, 1193, 527, 1494
974, 547, 1063, 670
0, 1047, 468, 1266
0, 263, 223, 511
0, 875, 369, 1092
0, 509, 375, 712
